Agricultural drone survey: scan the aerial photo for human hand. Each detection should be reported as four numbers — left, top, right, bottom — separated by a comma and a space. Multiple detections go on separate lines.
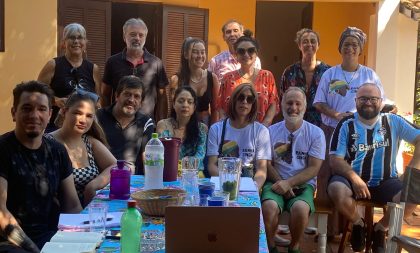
55, 97, 67, 108
335, 112, 353, 121
271, 180, 292, 195
350, 176, 371, 200
283, 189, 295, 200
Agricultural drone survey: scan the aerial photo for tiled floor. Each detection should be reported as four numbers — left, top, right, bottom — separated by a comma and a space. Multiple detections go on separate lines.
274, 207, 420, 253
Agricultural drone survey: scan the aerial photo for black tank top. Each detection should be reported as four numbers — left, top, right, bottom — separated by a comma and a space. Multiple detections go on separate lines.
196, 70, 214, 112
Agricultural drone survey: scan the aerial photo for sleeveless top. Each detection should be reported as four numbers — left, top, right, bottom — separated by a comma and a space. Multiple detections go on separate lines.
72, 135, 100, 201
196, 70, 214, 112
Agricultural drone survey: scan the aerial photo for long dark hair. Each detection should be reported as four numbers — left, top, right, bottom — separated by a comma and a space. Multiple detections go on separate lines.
171, 86, 200, 155
177, 37, 206, 86
62, 92, 109, 147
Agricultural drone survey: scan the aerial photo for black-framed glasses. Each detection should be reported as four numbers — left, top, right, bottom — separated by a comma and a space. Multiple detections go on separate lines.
236, 47, 257, 56
67, 35, 85, 41
283, 133, 294, 164
356, 96, 381, 104
237, 94, 255, 104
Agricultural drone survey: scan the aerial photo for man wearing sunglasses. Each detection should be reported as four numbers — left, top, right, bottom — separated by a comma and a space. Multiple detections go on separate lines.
262, 87, 325, 253
328, 83, 420, 252
101, 18, 168, 122
208, 19, 262, 83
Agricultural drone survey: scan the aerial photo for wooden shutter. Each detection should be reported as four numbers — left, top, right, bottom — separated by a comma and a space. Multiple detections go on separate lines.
0, 0, 4, 52
162, 5, 209, 78
58, 0, 111, 77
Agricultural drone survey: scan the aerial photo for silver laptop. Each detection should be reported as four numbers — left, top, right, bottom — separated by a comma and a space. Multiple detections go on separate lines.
165, 206, 260, 253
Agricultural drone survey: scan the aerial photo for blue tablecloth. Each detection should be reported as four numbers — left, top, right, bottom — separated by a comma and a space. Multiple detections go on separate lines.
84, 176, 268, 253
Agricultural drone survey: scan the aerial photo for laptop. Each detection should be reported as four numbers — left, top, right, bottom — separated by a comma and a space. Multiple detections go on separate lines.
165, 206, 260, 253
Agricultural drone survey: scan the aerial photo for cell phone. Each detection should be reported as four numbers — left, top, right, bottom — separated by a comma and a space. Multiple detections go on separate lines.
105, 229, 121, 240
292, 187, 305, 196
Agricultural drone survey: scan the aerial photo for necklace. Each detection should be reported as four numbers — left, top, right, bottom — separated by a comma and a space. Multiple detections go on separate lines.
341, 64, 359, 85
238, 69, 257, 84
190, 69, 204, 83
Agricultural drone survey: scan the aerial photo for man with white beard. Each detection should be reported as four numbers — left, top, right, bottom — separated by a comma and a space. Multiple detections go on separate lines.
261, 87, 326, 253
101, 18, 168, 121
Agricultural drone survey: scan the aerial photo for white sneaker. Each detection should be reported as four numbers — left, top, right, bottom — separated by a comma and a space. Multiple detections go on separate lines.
277, 224, 290, 234
274, 234, 291, 246
304, 227, 317, 234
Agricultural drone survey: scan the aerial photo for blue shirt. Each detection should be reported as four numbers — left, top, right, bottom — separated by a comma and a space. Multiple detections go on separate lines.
330, 113, 420, 187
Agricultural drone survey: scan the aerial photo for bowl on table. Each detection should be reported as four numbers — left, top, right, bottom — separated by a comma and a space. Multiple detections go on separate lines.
131, 188, 186, 216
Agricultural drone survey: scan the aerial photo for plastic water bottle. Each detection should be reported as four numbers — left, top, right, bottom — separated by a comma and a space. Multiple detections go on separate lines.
144, 133, 164, 190
109, 160, 131, 200
121, 200, 142, 253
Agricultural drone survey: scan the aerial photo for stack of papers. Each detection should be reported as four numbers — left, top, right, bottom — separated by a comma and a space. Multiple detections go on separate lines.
210, 177, 258, 192
41, 231, 104, 253
58, 212, 123, 231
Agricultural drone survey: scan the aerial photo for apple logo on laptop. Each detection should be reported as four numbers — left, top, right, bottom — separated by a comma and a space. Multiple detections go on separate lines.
207, 232, 218, 242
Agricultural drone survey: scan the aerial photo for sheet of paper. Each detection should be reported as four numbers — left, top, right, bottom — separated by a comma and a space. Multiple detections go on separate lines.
58, 212, 123, 230
41, 242, 96, 253
210, 177, 257, 192
50, 231, 104, 246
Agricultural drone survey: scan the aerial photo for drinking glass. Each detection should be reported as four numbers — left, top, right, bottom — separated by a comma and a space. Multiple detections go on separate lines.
218, 157, 242, 201
88, 202, 108, 233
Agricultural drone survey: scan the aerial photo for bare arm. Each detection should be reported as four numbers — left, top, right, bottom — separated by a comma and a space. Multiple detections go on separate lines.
313, 102, 352, 122
158, 88, 169, 121
210, 73, 220, 124
168, 75, 178, 111
100, 82, 112, 107
37, 60, 67, 108
208, 156, 219, 176
92, 64, 101, 95
408, 135, 420, 168
0, 177, 39, 252
330, 154, 370, 199
266, 161, 282, 183
262, 103, 276, 127
60, 175, 83, 213
254, 159, 267, 191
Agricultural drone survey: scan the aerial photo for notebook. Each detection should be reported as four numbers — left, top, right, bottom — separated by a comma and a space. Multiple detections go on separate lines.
165, 206, 260, 253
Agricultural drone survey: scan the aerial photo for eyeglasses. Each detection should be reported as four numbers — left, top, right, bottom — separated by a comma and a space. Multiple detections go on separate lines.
74, 88, 99, 103
67, 35, 85, 41
237, 94, 255, 104
283, 134, 294, 164
342, 43, 359, 49
356, 96, 381, 104
236, 47, 257, 56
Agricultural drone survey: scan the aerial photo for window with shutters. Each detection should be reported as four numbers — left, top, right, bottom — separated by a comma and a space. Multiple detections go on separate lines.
0, 0, 4, 52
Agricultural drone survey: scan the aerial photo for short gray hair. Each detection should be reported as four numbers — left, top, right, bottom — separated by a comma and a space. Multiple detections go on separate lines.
123, 18, 148, 35
282, 86, 307, 108
63, 23, 86, 40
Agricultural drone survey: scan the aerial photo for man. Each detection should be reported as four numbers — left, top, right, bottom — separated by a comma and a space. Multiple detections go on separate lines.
328, 83, 420, 252
101, 18, 169, 121
262, 87, 325, 253
208, 19, 261, 83
97, 75, 153, 175
0, 81, 82, 253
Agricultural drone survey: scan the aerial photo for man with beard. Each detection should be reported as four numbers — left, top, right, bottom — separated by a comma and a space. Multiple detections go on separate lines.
97, 75, 153, 175
101, 18, 168, 122
0, 81, 82, 253
208, 19, 262, 83
328, 83, 420, 252
262, 87, 325, 253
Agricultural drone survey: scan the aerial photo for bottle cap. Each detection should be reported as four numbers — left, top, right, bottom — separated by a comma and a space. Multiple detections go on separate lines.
117, 160, 125, 169
127, 200, 137, 208
152, 133, 158, 139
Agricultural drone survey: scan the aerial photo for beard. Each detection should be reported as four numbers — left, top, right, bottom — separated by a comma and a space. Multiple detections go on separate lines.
283, 108, 304, 124
26, 131, 41, 139
358, 105, 380, 120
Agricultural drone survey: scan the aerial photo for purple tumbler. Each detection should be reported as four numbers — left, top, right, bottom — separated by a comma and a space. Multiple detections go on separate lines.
109, 160, 131, 200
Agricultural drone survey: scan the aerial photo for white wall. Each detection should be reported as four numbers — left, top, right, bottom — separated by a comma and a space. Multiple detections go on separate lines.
375, 0, 418, 113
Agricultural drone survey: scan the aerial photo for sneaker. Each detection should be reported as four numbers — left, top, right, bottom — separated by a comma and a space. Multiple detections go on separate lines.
274, 234, 291, 246
277, 224, 290, 234
372, 223, 386, 253
350, 220, 366, 252
304, 226, 317, 234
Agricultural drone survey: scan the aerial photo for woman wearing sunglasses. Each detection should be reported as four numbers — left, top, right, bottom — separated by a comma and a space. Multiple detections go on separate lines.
280, 28, 330, 127
157, 86, 208, 175
218, 30, 279, 127
49, 91, 116, 207
169, 37, 220, 125
207, 83, 271, 192
38, 23, 100, 132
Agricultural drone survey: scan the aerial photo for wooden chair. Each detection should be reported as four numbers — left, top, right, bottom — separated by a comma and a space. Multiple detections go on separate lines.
338, 200, 387, 253
385, 167, 420, 253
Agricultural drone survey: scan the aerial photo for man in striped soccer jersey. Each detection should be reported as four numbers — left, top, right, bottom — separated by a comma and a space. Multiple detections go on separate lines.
327, 83, 420, 253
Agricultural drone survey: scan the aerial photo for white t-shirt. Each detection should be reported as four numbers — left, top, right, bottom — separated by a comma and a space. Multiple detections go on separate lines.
269, 120, 326, 188
207, 119, 271, 168
313, 64, 384, 128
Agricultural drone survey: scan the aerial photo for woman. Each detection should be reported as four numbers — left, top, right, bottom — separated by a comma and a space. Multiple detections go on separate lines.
157, 86, 208, 172
50, 91, 116, 206
280, 28, 330, 126
169, 37, 219, 125
38, 23, 100, 132
218, 31, 279, 126
207, 83, 271, 192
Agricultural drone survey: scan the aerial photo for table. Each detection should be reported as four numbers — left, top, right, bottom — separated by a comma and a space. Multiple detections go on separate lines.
83, 176, 268, 253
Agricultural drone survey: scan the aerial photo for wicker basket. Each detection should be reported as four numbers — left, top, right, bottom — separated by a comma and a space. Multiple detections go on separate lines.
131, 188, 186, 216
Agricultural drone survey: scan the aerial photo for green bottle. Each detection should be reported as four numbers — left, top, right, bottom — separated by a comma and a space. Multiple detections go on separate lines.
121, 200, 142, 253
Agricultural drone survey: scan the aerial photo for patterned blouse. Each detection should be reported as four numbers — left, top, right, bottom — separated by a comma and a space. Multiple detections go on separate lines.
280, 61, 330, 126
159, 118, 208, 170
217, 69, 280, 123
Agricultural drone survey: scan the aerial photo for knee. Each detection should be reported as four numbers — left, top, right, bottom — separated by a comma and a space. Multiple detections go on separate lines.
290, 201, 310, 221
262, 200, 280, 217
327, 182, 348, 202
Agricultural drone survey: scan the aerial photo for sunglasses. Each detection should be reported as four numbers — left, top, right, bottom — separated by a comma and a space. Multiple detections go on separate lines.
68, 88, 100, 104
236, 47, 257, 56
237, 94, 255, 104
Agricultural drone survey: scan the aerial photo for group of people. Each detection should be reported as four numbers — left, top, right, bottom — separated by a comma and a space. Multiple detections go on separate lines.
0, 16, 419, 253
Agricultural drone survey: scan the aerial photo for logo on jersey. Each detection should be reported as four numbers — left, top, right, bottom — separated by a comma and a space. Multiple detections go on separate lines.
378, 127, 387, 136
350, 139, 390, 152
351, 133, 360, 140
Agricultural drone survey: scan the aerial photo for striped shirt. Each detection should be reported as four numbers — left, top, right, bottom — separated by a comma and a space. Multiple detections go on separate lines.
330, 113, 420, 187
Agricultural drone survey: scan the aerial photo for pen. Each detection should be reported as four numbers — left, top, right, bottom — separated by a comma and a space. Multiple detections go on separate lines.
82, 217, 113, 224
